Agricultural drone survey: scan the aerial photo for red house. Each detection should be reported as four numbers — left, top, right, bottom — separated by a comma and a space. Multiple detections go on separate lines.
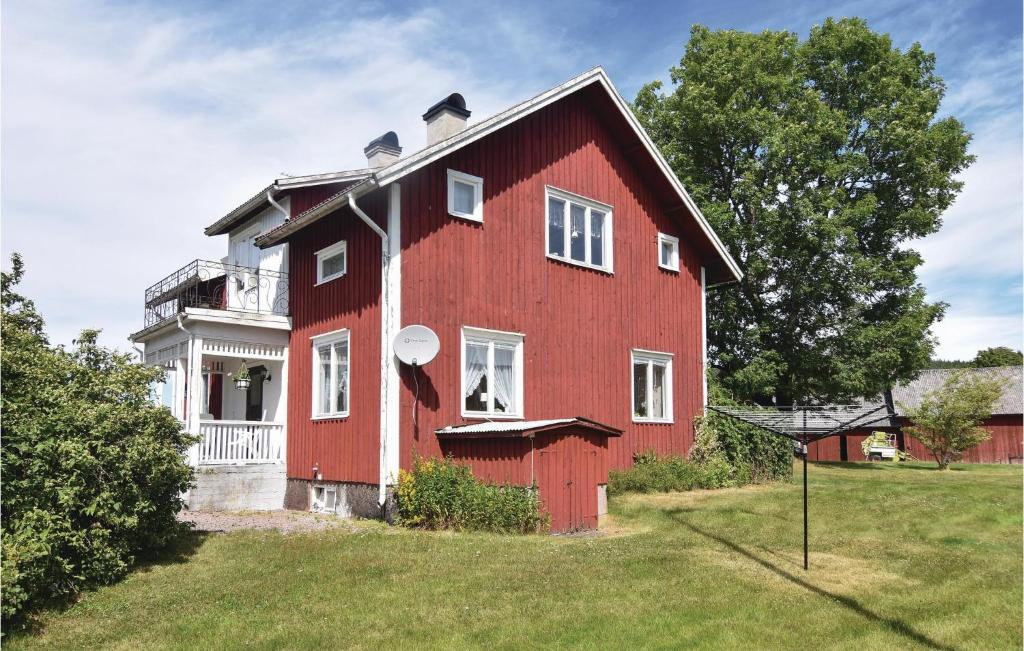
132, 68, 741, 530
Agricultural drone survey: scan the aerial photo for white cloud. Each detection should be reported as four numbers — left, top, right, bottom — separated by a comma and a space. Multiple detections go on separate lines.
1, 0, 566, 351
931, 314, 1023, 360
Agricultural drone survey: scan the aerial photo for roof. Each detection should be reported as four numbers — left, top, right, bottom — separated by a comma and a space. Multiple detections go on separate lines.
252, 66, 742, 284
436, 417, 623, 439
203, 169, 373, 236
892, 366, 1023, 416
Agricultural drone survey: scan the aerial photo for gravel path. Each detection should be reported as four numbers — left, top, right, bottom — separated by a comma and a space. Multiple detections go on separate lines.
178, 509, 353, 534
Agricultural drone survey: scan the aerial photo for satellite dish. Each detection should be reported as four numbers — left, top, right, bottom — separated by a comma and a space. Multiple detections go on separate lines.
394, 325, 440, 366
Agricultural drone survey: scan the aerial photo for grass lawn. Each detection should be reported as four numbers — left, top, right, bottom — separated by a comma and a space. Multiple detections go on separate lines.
9, 462, 1022, 650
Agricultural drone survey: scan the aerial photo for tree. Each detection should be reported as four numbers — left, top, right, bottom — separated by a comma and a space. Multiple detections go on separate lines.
1, 254, 196, 628
972, 347, 1023, 368
901, 370, 1002, 469
633, 18, 973, 405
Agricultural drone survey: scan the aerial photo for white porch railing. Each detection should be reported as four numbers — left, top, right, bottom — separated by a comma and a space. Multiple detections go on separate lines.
197, 421, 284, 465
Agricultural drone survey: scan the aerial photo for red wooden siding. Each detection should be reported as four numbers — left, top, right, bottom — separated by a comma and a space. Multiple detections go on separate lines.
440, 427, 611, 532
806, 418, 1023, 464
903, 415, 1023, 464
283, 187, 388, 484
397, 92, 704, 472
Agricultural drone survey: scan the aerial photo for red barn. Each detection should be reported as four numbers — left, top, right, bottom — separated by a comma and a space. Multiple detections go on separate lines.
807, 366, 1023, 464
133, 67, 740, 530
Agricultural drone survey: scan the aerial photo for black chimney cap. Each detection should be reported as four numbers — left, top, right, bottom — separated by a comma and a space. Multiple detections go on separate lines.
364, 131, 401, 155
422, 93, 471, 121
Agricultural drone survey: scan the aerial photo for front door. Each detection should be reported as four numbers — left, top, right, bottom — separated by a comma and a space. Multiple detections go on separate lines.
245, 365, 267, 421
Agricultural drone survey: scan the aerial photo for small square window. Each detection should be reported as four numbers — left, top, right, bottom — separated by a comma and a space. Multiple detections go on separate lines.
447, 169, 483, 222
316, 241, 347, 285
658, 233, 680, 272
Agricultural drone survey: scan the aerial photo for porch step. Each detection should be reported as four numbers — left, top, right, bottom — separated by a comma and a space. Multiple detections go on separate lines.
187, 464, 286, 511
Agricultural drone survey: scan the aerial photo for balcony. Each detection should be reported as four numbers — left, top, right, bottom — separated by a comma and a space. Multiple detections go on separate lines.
144, 259, 289, 328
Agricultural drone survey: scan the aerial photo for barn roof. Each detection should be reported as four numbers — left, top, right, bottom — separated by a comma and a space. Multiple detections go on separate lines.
436, 417, 622, 439
251, 66, 743, 285
891, 366, 1023, 416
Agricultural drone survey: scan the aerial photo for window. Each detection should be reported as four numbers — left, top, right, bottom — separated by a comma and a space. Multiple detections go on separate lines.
632, 349, 673, 423
311, 484, 338, 513
545, 186, 612, 272
658, 233, 680, 271
447, 169, 483, 222
461, 326, 524, 418
311, 329, 349, 418
316, 241, 347, 285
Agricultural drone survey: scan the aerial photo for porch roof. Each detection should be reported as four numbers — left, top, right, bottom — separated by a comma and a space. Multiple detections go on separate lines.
436, 417, 622, 439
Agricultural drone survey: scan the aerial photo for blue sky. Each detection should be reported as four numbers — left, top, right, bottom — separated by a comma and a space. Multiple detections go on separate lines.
2, 0, 1021, 360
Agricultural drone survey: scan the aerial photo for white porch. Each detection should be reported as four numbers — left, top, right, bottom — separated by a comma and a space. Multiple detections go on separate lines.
140, 315, 290, 469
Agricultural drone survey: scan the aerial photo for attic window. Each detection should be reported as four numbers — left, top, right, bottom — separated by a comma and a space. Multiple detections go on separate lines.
658, 233, 680, 272
545, 186, 613, 272
448, 169, 483, 222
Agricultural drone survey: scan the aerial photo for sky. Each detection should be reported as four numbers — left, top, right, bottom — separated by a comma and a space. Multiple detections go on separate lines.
2, 0, 1021, 361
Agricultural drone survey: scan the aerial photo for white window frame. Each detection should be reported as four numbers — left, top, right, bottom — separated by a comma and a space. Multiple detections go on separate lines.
461, 326, 525, 419
658, 233, 680, 272
447, 169, 484, 222
315, 241, 347, 286
544, 185, 613, 273
311, 328, 350, 419
631, 349, 674, 423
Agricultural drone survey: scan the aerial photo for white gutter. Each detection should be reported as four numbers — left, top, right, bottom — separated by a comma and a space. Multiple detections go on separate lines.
346, 194, 392, 512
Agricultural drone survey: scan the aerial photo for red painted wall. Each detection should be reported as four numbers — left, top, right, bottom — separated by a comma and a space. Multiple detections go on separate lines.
807, 418, 1023, 464
398, 92, 704, 472
440, 427, 611, 532
283, 187, 388, 484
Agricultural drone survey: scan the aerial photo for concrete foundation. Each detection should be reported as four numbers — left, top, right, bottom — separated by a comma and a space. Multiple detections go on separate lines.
283, 479, 397, 522
186, 464, 286, 511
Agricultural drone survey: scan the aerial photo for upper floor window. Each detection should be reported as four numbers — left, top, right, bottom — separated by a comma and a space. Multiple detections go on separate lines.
545, 186, 613, 272
462, 326, 524, 418
312, 329, 349, 419
658, 233, 680, 272
632, 349, 673, 423
316, 241, 347, 285
448, 169, 483, 222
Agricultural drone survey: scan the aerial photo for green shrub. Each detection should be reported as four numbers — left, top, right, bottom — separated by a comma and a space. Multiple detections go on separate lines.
609, 451, 736, 495
1, 256, 196, 629
703, 380, 793, 482
396, 456, 548, 534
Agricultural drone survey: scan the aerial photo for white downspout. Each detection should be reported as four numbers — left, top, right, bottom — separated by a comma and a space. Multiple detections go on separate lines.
266, 188, 288, 220
347, 193, 392, 512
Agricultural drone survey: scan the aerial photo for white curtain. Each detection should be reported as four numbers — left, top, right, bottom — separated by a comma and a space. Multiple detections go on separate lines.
493, 346, 515, 412
318, 345, 331, 414
464, 343, 488, 398
651, 364, 665, 419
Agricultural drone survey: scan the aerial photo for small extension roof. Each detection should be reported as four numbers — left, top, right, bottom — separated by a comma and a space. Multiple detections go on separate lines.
251, 66, 743, 285
436, 417, 622, 439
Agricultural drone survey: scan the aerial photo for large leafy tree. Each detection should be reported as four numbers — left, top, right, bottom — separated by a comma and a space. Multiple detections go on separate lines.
634, 18, 973, 404
972, 347, 1023, 368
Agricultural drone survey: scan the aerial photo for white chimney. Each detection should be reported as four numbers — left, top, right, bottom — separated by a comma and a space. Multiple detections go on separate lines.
364, 131, 402, 168
423, 93, 470, 146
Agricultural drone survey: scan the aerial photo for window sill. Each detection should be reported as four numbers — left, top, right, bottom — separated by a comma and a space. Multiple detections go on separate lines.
312, 413, 349, 422
632, 417, 674, 425
461, 412, 524, 421
658, 264, 680, 273
546, 253, 613, 275
449, 211, 483, 223
314, 274, 346, 287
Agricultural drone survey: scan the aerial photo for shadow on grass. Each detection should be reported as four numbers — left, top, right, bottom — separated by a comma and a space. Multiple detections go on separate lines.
668, 510, 956, 651
6, 527, 210, 640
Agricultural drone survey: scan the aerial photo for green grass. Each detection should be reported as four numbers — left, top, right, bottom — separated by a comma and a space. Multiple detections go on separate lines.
9, 462, 1022, 650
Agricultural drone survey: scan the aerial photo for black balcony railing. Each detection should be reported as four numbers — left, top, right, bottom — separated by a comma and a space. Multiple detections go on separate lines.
144, 259, 289, 328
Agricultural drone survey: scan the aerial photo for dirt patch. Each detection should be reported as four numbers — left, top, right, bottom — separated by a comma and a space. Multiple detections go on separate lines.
178, 509, 357, 534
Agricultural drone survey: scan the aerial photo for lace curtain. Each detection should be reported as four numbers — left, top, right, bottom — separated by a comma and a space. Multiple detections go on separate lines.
464, 342, 488, 398
493, 346, 515, 412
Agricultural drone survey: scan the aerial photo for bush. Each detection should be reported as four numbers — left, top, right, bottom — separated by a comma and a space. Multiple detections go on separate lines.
396, 456, 548, 534
1, 256, 196, 629
608, 451, 734, 495
703, 381, 793, 482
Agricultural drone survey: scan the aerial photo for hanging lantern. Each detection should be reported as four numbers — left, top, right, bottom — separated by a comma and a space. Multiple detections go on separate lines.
233, 360, 251, 390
